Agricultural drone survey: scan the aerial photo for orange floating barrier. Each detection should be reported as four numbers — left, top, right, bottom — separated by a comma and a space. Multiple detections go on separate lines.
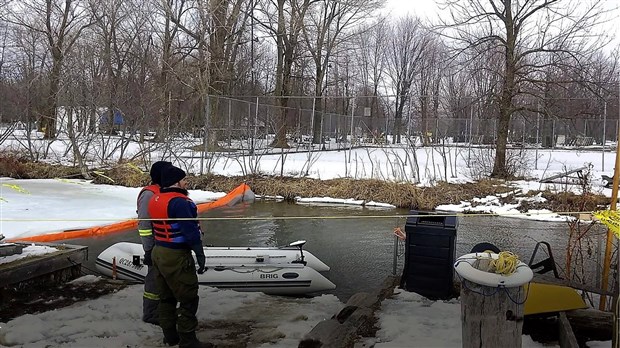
196, 182, 252, 213
10, 183, 252, 243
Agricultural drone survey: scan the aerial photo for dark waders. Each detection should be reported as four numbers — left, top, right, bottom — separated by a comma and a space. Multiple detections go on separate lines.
153, 245, 209, 347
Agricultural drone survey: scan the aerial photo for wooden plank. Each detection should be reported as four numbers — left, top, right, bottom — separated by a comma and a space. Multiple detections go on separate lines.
540, 166, 588, 183
558, 312, 580, 348
0, 244, 26, 257
565, 308, 613, 341
299, 276, 399, 348
0, 244, 88, 286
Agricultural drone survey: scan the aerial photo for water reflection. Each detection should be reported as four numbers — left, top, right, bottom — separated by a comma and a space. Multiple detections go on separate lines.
67, 201, 606, 301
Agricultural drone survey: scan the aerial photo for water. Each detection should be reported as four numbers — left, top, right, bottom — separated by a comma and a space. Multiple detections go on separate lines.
67, 201, 606, 301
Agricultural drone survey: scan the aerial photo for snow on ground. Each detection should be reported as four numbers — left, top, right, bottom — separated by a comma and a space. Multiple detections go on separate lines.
0, 277, 342, 348
0, 244, 58, 265
0, 178, 224, 240
0, 276, 556, 348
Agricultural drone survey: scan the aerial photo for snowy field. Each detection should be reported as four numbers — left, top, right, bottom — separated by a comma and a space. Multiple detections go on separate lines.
1, 129, 617, 187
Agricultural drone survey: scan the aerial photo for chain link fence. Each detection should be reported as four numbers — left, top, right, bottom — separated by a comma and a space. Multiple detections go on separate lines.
181, 95, 620, 150
5, 94, 619, 157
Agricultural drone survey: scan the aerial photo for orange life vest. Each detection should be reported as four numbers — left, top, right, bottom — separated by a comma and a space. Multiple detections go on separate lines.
148, 192, 193, 243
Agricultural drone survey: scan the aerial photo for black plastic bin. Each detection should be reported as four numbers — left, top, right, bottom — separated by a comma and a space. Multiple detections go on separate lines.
401, 210, 458, 300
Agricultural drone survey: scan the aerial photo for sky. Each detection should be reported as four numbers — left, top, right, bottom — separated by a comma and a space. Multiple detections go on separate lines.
385, 0, 620, 47
384, 0, 438, 19
0, 146, 617, 347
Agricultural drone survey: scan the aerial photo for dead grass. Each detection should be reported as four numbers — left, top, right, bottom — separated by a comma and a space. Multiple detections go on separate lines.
0, 153, 81, 179
91, 162, 149, 187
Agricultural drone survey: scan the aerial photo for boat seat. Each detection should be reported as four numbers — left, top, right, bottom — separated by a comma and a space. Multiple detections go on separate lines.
602, 174, 614, 188
470, 242, 500, 253
529, 258, 557, 276
528, 241, 560, 279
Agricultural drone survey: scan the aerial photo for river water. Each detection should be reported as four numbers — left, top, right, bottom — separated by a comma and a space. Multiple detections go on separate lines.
68, 201, 606, 301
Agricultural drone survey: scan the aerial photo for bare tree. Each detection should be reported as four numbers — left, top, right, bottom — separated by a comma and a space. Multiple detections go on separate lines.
413, 34, 445, 146
385, 16, 430, 144
300, 0, 383, 145
352, 20, 388, 137
258, 0, 313, 148
5, 0, 93, 139
161, 0, 248, 149
439, 0, 612, 178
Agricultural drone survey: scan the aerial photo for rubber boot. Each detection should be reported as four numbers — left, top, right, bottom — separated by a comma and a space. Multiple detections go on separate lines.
162, 328, 180, 346
178, 331, 215, 348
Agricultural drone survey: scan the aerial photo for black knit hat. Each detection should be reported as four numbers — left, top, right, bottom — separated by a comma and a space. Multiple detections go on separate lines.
161, 166, 186, 188
150, 161, 172, 185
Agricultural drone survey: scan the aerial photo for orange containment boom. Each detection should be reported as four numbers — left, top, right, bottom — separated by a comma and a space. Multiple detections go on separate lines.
11, 183, 253, 243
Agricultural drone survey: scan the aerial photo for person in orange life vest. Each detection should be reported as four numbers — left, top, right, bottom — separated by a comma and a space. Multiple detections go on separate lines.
149, 166, 212, 348
136, 160, 172, 325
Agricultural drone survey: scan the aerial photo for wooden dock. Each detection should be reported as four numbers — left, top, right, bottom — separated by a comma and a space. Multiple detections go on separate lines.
0, 242, 88, 290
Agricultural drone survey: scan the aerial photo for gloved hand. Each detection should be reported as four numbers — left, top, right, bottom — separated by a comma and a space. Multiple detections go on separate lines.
143, 251, 153, 266
196, 254, 206, 274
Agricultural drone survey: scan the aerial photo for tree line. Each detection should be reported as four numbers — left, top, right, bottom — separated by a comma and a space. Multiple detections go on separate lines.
0, 0, 618, 178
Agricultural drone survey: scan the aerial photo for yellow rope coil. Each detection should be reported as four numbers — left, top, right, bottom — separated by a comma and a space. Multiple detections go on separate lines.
490, 251, 520, 275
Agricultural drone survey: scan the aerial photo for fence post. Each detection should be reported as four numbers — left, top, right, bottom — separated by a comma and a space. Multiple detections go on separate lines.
535, 109, 540, 170
349, 97, 355, 164
228, 98, 232, 147
603, 100, 607, 171
253, 96, 259, 153
200, 95, 210, 175
552, 119, 556, 149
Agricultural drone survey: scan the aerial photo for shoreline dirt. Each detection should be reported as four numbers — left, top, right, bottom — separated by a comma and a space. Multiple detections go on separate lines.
0, 278, 127, 323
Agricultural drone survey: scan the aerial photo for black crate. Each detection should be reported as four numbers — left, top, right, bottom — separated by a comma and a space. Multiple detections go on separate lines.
401, 210, 458, 300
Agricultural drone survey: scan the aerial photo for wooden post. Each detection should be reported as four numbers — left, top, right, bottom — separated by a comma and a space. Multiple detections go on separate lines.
460, 280, 526, 348
601, 110, 620, 311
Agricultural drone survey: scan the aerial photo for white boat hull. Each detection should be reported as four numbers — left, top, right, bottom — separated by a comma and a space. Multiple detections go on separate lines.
95, 242, 335, 295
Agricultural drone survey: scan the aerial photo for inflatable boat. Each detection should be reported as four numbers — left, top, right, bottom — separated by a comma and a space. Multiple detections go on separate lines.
95, 241, 336, 295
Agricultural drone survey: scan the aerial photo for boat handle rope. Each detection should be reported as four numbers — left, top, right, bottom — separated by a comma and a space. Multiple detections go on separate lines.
455, 271, 531, 305
213, 266, 286, 274
455, 252, 523, 276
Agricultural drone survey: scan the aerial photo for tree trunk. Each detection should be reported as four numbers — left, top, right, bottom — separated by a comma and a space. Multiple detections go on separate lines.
42, 57, 62, 139
492, 106, 511, 177
491, 4, 517, 178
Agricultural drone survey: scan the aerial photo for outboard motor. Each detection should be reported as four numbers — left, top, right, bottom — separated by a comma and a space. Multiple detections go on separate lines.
289, 240, 307, 266
133, 255, 141, 266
